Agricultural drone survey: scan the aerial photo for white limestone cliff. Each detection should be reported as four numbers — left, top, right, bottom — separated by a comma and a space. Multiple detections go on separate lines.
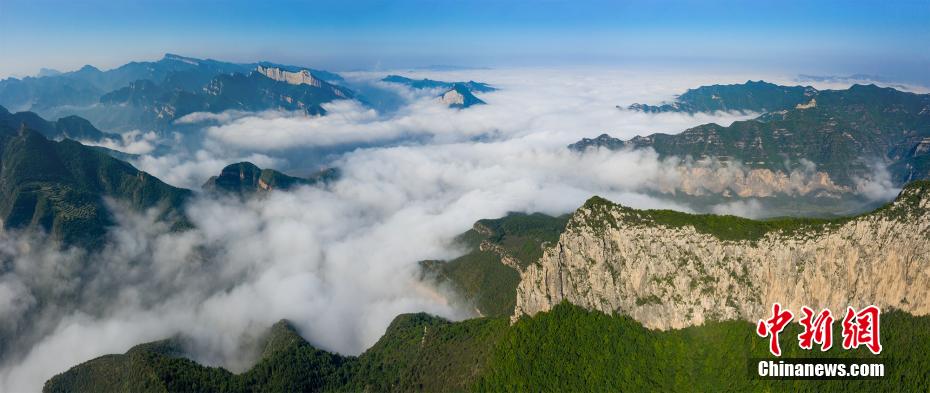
513, 182, 930, 328
256, 65, 323, 88
439, 89, 466, 106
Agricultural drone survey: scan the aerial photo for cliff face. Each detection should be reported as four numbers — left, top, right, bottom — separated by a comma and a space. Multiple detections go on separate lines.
513, 181, 930, 328
438, 84, 485, 108
256, 65, 324, 89
662, 163, 846, 198
254, 66, 351, 98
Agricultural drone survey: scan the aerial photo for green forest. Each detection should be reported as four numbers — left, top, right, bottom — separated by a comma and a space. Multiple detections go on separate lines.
46, 303, 930, 392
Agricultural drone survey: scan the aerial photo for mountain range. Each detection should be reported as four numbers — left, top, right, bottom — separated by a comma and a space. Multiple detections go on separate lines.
0, 104, 118, 142
381, 75, 495, 93
0, 109, 328, 248
0, 111, 189, 248
624, 80, 817, 114
575, 82, 930, 211
0, 54, 352, 132
382, 75, 494, 108
5, 73, 930, 391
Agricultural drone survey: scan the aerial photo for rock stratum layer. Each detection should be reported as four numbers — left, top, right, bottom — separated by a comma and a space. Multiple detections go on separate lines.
514, 181, 930, 328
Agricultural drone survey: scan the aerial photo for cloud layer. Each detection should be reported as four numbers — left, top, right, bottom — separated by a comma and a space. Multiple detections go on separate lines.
0, 67, 902, 392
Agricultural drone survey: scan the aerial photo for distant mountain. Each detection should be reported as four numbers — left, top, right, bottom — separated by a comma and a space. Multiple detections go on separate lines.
625, 80, 817, 114
202, 162, 338, 196
415, 65, 492, 71
0, 104, 119, 141
575, 84, 930, 196
255, 62, 343, 83
0, 112, 189, 247
36, 68, 62, 78
97, 67, 353, 129
382, 75, 496, 93
438, 84, 486, 108
797, 73, 890, 83
0, 54, 243, 112
0, 54, 350, 131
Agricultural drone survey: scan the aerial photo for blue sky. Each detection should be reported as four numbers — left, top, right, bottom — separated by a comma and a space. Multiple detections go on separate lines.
1, 0, 928, 82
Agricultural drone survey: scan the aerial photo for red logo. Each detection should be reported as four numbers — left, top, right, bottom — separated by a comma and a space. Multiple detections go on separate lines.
841, 306, 882, 354
798, 306, 834, 351
757, 304, 881, 356
757, 303, 793, 356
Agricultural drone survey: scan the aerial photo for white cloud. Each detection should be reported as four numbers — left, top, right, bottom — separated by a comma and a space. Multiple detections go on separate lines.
854, 161, 902, 201
80, 130, 160, 155
711, 199, 765, 219
2, 67, 898, 392
198, 68, 759, 152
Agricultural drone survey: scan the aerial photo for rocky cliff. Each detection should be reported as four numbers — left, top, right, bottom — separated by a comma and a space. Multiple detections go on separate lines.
256, 65, 326, 90
439, 84, 486, 108
513, 181, 930, 328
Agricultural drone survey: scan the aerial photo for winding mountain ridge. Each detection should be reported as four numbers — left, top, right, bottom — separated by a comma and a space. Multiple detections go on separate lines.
514, 180, 930, 329
575, 83, 930, 199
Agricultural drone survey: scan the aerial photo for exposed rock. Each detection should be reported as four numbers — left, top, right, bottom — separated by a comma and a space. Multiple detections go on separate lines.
795, 98, 817, 109
438, 84, 485, 108
513, 181, 930, 328
663, 163, 847, 198
257, 65, 320, 87
255, 65, 348, 98
440, 89, 465, 106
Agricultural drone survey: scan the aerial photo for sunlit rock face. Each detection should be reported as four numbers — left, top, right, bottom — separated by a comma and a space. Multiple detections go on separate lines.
437, 84, 485, 108
440, 89, 465, 106
514, 182, 930, 328
256, 65, 323, 88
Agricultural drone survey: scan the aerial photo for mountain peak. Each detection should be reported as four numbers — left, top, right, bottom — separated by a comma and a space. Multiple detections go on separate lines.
260, 319, 306, 359
162, 53, 200, 65
37, 68, 62, 77
849, 83, 883, 91
202, 161, 336, 196
439, 84, 486, 108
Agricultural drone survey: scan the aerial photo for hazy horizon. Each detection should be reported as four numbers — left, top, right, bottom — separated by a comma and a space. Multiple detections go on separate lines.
1, 0, 928, 84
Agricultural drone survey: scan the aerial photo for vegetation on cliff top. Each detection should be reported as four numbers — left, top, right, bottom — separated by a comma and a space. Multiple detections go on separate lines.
580, 180, 929, 242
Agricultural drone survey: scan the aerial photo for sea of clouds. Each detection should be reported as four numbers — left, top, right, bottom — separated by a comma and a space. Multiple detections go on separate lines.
0, 67, 901, 392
